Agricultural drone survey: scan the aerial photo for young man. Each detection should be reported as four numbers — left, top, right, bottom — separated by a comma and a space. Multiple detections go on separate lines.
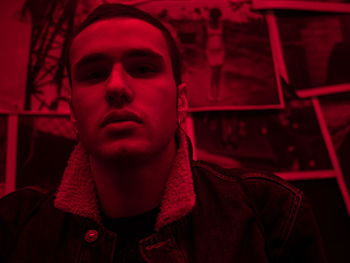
0, 4, 327, 262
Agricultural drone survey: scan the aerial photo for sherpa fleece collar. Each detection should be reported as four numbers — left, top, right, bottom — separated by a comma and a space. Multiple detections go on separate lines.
54, 128, 195, 231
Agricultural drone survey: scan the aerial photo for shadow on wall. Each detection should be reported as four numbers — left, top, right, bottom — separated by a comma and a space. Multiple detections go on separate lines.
16, 116, 76, 190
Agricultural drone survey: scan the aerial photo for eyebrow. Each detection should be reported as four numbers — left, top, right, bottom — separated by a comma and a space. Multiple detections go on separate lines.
74, 53, 110, 73
74, 48, 165, 72
121, 48, 165, 62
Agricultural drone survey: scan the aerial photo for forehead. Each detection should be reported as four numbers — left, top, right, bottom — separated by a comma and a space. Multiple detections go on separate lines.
70, 17, 170, 66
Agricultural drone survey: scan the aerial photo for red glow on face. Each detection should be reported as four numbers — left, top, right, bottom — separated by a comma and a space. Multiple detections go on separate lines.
69, 18, 179, 162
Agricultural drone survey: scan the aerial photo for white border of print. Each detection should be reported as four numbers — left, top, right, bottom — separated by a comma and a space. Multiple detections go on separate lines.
252, 0, 350, 13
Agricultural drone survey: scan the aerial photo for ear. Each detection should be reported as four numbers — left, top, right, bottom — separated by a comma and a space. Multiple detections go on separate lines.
177, 83, 188, 125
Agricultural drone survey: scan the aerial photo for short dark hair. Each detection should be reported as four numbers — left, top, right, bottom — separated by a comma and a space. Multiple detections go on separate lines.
66, 3, 182, 87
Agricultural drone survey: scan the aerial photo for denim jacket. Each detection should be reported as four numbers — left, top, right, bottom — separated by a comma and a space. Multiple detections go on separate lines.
0, 130, 327, 262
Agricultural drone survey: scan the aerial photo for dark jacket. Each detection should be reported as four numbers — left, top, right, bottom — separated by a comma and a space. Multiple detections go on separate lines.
0, 131, 327, 262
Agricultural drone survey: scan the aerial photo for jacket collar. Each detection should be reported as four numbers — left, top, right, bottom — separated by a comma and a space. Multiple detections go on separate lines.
54, 128, 195, 231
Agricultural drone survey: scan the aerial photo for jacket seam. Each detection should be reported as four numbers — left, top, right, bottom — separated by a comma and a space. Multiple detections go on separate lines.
193, 162, 239, 182
242, 173, 302, 196
193, 162, 302, 197
240, 174, 303, 261
277, 192, 303, 260
139, 244, 151, 263
241, 175, 303, 261
236, 175, 271, 255
139, 235, 154, 263
16, 186, 49, 195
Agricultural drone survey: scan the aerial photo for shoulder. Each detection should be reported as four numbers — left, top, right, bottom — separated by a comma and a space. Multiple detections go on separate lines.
192, 160, 303, 220
192, 162, 300, 231
192, 161, 326, 262
0, 186, 53, 226
0, 186, 51, 212
0, 187, 54, 256
192, 160, 301, 198
0, 187, 50, 261
0, 186, 55, 228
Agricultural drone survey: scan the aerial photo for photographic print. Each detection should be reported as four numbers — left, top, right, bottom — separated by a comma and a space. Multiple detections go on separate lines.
137, 0, 283, 110
275, 11, 350, 97
319, 92, 350, 203
191, 99, 332, 173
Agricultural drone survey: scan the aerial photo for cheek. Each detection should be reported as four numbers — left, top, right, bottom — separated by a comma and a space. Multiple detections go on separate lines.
71, 93, 99, 128
149, 87, 178, 127
145, 80, 177, 112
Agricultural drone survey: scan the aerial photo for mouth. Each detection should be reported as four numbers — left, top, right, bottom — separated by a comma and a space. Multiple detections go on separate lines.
101, 110, 143, 128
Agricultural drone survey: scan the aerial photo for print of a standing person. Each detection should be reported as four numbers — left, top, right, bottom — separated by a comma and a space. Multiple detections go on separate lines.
204, 7, 226, 101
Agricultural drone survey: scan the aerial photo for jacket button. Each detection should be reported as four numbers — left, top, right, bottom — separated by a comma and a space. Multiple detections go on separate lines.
85, 229, 98, 243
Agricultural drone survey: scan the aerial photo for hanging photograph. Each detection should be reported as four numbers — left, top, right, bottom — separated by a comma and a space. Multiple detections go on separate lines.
274, 11, 350, 97
191, 99, 332, 174
137, 0, 283, 111
319, 92, 350, 200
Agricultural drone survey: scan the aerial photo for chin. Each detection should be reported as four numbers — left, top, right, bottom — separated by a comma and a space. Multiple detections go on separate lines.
95, 141, 150, 162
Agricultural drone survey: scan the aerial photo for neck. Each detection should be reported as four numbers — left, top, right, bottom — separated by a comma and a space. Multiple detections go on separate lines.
90, 137, 177, 219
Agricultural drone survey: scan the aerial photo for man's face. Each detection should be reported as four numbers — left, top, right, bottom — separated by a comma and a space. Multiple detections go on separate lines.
69, 17, 182, 162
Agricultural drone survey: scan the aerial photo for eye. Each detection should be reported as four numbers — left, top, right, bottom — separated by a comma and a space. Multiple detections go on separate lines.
86, 69, 109, 82
122, 55, 164, 79
73, 57, 113, 84
129, 63, 159, 77
125, 63, 161, 78
75, 67, 110, 84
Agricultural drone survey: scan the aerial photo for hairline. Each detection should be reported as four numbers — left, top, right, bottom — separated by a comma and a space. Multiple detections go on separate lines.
69, 17, 173, 76
66, 6, 182, 88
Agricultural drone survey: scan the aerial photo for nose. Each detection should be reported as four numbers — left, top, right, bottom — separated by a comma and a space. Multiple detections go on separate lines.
105, 64, 133, 107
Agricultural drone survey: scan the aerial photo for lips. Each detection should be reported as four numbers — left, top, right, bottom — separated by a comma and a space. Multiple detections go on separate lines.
101, 110, 142, 128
